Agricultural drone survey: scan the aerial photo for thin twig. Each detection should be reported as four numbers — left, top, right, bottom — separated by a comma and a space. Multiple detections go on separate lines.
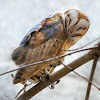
52, 54, 100, 91
0, 47, 98, 77
62, 37, 100, 51
85, 56, 98, 100
60, 61, 99, 90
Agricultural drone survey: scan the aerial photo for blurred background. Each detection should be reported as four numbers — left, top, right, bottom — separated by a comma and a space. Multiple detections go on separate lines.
0, 0, 100, 100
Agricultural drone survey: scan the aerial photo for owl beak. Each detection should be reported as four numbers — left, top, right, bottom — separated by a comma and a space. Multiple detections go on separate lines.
67, 27, 73, 35
67, 27, 83, 37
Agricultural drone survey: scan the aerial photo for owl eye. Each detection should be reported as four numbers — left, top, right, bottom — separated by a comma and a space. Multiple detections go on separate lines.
77, 26, 86, 30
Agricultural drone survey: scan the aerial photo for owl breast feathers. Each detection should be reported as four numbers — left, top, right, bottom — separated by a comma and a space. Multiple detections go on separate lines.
12, 9, 90, 84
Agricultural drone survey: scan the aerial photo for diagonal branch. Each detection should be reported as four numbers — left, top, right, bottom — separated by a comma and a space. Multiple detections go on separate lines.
51, 53, 99, 90
85, 56, 98, 100
17, 45, 100, 100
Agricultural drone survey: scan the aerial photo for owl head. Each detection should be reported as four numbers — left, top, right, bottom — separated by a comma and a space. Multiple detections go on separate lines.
58, 9, 90, 45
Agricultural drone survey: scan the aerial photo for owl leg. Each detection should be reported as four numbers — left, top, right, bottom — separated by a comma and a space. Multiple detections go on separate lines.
15, 82, 32, 98
46, 74, 55, 89
45, 69, 60, 89
22, 82, 32, 92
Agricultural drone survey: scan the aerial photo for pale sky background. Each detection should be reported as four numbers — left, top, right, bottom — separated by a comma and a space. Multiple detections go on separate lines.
0, 0, 100, 100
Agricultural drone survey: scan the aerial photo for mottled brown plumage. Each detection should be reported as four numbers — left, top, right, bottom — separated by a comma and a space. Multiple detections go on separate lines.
12, 9, 90, 84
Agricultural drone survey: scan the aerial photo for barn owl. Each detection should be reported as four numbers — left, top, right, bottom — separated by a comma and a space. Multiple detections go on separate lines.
12, 9, 90, 86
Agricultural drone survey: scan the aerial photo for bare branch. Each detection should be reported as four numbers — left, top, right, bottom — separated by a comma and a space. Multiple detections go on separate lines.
56, 60, 100, 90
51, 53, 99, 90
85, 56, 98, 100
16, 45, 100, 100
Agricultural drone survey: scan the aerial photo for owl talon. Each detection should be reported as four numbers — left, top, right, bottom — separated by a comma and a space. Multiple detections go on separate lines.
45, 74, 59, 89
55, 80, 60, 85
11, 74, 14, 78
49, 80, 60, 89
40, 77, 44, 82
49, 83, 55, 89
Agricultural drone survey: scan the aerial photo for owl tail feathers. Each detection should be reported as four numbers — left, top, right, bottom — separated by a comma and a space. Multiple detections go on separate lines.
13, 76, 26, 84
13, 68, 26, 84
13, 76, 24, 84
12, 47, 27, 65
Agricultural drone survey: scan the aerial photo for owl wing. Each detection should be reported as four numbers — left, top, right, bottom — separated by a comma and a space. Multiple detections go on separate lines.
19, 14, 62, 47
19, 22, 42, 46
12, 13, 66, 84
12, 13, 65, 65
